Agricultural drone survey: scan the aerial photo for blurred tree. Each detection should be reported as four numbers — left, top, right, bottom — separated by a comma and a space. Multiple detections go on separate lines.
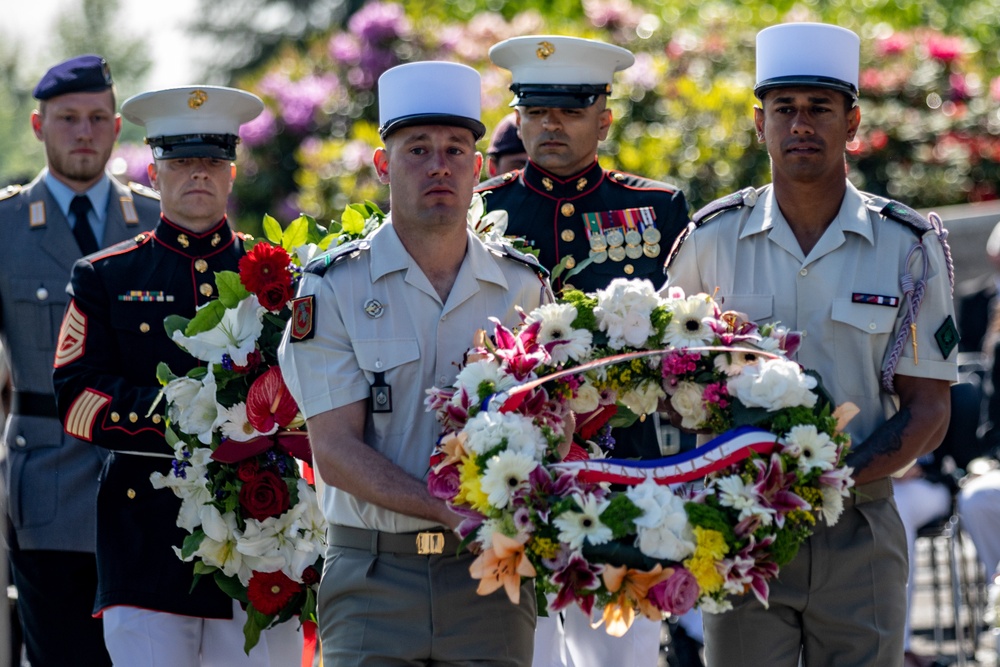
0, 45, 43, 188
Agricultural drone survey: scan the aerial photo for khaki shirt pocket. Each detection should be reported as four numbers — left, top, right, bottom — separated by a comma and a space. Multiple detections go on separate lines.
716, 294, 774, 323
831, 298, 898, 396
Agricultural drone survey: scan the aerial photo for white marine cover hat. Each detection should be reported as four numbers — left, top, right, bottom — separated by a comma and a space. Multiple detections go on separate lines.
377, 61, 486, 140
489, 35, 634, 108
122, 86, 264, 160
755, 23, 860, 100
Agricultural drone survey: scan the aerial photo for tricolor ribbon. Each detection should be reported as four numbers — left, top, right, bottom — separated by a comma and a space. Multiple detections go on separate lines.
211, 430, 311, 464
551, 425, 781, 485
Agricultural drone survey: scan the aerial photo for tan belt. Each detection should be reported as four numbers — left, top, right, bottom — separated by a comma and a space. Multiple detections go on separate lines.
328, 524, 464, 556
843, 477, 894, 508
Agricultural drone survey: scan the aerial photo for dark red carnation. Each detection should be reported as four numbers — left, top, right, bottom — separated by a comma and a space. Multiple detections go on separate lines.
236, 458, 260, 482
238, 469, 291, 520
301, 565, 320, 586
247, 570, 302, 616
239, 243, 293, 297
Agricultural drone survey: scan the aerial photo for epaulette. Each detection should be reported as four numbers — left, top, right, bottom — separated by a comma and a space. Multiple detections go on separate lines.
487, 241, 549, 280
128, 181, 161, 200
0, 184, 22, 203
605, 170, 678, 194
691, 187, 758, 226
868, 198, 932, 236
86, 232, 152, 263
305, 239, 370, 277
476, 171, 520, 192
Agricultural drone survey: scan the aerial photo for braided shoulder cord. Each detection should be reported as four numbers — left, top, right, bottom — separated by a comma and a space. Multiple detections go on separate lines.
879, 212, 952, 393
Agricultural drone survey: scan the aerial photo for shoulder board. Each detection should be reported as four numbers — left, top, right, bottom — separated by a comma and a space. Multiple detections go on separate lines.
691, 187, 757, 226
0, 184, 22, 203
605, 170, 677, 193
87, 233, 151, 263
305, 239, 370, 277
475, 171, 520, 193
128, 181, 161, 200
486, 241, 549, 280
868, 198, 932, 235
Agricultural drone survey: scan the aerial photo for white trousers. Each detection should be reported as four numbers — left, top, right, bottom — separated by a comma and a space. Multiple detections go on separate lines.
958, 469, 1000, 574
893, 477, 951, 651
533, 604, 661, 667
102, 600, 303, 667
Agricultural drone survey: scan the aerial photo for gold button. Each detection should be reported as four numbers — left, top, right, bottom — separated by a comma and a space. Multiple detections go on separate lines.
542, 177, 554, 192
200, 283, 214, 297
152, 414, 162, 424
195, 259, 209, 273
560, 229, 575, 242
612, 172, 625, 182
502, 172, 515, 182
139, 322, 150, 333
129, 412, 138, 423
564, 256, 576, 269
110, 412, 120, 423
560, 203, 575, 217
127, 489, 136, 499
624, 264, 635, 275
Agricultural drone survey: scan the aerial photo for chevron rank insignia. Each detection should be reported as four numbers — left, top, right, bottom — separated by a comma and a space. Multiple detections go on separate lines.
54, 300, 87, 367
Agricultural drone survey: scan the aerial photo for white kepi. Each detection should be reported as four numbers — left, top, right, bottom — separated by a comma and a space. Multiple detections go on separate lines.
377, 61, 486, 140
754, 22, 860, 99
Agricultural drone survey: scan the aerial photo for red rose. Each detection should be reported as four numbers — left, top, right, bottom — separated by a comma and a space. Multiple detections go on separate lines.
247, 570, 302, 616
301, 565, 320, 586
239, 243, 293, 298
236, 459, 260, 482
257, 281, 295, 312
238, 469, 291, 520
231, 349, 263, 374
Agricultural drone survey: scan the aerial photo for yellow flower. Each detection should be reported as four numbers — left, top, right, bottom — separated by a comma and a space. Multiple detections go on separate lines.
684, 554, 724, 594
456, 456, 490, 513
529, 536, 560, 560
693, 527, 728, 561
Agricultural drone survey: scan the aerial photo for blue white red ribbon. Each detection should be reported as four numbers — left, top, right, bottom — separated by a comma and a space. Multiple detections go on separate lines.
551, 426, 781, 485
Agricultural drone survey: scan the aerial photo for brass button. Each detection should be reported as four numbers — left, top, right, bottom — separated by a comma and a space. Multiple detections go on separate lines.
139, 322, 150, 333
564, 256, 576, 269
612, 172, 625, 182
128, 412, 138, 423
199, 283, 214, 297
110, 412, 120, 423
152, 414, 162, 424
624, 263, 635, 275
560, 203, 575, 217
194, 259, 209, 273
127, 489, 136, 499
560, 229, 575, 242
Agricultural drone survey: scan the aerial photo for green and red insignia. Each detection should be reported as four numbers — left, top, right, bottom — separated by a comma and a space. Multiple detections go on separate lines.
290, 295, 315, 342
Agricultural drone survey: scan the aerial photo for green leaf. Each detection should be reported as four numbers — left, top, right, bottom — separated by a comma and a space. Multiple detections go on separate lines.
180, 530, 206, 559
183, 300, 227, 335
282, 215, 309, 251
262, 214, 283, 244
608, 404, 639, 429
242, 606, 273, 655
341, 205, 366, 236
164, 315, 191, 340
214, 571, 249, 603
155, 362, 178, 385
216, 271, 250, 309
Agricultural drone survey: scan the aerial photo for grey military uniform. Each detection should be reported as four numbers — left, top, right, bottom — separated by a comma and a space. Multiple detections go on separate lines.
0, 170, 160, 552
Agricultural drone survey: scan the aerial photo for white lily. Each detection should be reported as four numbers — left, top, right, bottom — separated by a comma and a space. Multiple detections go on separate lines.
171, 295, 265, 366
170, 367, 221, 445
183, 506, 250, 582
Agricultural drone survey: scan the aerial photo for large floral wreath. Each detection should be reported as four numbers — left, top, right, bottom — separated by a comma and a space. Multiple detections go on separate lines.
150, 205, 384, 651
426, 278, 856, 635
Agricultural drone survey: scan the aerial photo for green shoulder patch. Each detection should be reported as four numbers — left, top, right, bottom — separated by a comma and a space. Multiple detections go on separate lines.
934, 315, 959, 359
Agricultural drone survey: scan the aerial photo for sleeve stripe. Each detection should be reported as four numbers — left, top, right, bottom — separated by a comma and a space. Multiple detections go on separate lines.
54, 300, 87, 368
66, 389, 110, 442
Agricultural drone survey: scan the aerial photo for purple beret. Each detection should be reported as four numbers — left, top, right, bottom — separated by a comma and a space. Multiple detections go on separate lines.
33, 55, 113, 101
487, 113, 524, 157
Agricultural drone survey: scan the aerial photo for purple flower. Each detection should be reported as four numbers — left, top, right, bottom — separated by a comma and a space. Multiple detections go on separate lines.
621, 53, 657, 92
328, 33, 361, 64
427, 464, 461, 500
348, 2, 410, 43
240, 107, 277, 148
109, 143, 152, 186
549, 551, 602, 615
647, 567, 699, 615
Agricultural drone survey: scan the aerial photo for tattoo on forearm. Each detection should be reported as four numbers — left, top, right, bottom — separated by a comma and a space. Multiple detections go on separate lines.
845, 406, 911, 472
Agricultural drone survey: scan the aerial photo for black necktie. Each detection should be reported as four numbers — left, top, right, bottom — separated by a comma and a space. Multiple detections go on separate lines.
70, 195, 98, 256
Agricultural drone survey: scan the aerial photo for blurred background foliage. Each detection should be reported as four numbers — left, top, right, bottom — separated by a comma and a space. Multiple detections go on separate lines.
8, 0, 1000, 235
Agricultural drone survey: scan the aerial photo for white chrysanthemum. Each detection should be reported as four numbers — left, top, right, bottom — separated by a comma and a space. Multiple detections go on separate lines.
454, 360, 519, 399
594, 278, 662, 349
525, 303, 593, 364
463, 410, 547, 460
620, 381, 666, 417
567, 381, 601, 413
785, 425, 840, 472
480, 450, 537, 509
662, 295, 716, 348
171, 295, 265, 366
714, 475, 774, 525
820, 485, 845, 525
217, 401, 276, 441
626, 480, 696, 560
670, 381, 708, 430
727, 357, 818, 411
713, 348, 766, 377
553, 493, 613, 550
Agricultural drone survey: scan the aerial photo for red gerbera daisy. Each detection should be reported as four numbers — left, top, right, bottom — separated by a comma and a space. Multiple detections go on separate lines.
247, 570, 302, 616
239, 243, 293, 296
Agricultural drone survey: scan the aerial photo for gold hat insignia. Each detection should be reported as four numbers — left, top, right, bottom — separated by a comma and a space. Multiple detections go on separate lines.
536, 41, 555, 59
188, 90, 208, 109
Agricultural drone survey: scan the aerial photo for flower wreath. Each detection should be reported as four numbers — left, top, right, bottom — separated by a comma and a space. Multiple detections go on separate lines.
151, 204, 385, 651
426, 279, 856, 634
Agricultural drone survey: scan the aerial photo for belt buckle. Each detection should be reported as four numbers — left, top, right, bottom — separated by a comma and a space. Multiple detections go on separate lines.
416, 532, 445, 555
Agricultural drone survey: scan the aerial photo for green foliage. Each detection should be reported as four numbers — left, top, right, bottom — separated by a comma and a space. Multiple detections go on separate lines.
685, 501, 737, 544
600, 494, 644, 539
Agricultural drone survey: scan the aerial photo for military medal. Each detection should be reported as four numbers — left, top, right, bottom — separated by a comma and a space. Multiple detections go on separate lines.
623, 212, 643, 246
643, 242, 661, 258
606, 228, 624, 247
625, 244, 643, 259
589, 249, 608, 263
583, 213, 608, 252
642, 227, 661, 245
608, 245, 626, 262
